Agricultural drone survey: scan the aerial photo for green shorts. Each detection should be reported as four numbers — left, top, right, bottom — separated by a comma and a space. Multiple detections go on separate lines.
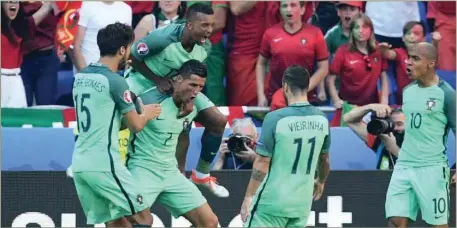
244, 209, 308, 227
73, 167, 149, 224
129, 165, 207, 218
385, 165, 450, 225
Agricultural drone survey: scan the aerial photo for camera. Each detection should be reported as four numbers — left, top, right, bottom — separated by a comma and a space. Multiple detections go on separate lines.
367, 111, 395, 135
227, 134, 253, 153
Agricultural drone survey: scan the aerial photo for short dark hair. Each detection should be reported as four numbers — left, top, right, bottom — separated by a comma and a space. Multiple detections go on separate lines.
178, 60, 207, 79
186, 3, 214, 21
282, 65, 310, 94
403, 21, 425, 36
97, 22, 134, 57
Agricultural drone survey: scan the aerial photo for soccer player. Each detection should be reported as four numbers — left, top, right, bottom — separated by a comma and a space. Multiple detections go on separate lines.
127, 3, 229, 197
240, 65, 331, 227
126, 60, 219, 227
71, 22, 161, 227
385, 42, 455, 228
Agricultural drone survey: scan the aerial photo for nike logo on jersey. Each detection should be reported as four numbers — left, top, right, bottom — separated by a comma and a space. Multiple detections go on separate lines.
349, 60, 359, 65
273, 37, 283, 43
434, 215, 443, 219
156, 116, 165, 120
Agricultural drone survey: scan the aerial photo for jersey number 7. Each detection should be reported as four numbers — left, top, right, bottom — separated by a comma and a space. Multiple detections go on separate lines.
74, 93, 92, 133
291, 137, 316, 175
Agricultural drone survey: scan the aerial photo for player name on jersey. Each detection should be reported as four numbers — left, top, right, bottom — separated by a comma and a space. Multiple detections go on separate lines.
288, 120, 324, 132
73, 77, 106, 92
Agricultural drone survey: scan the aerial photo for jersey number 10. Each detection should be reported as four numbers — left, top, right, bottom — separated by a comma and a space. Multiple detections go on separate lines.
292, 137, 316, 175
74, 94, 92, 133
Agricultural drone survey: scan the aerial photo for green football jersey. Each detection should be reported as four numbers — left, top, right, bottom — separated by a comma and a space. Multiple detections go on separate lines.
126, 87, 198, 171
127, 23, 211, 95
396, 80, 456, 167
72, 63, 135, 172
253, 103, 331, 217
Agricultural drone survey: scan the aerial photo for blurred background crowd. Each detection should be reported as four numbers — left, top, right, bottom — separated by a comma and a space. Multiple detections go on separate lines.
1, 1, 456, 128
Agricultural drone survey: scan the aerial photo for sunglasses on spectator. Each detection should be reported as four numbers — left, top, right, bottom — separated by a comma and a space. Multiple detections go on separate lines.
363, 55, 372, 72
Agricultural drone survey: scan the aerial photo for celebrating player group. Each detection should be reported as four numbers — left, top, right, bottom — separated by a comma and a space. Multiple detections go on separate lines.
70, 2, 455, 228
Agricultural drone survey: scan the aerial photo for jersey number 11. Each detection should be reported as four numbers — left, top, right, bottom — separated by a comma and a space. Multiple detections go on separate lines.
291, 137, 316, 174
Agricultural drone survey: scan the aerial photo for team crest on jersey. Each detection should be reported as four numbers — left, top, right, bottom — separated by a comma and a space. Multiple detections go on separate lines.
123, 90, 133, 103
426, 98, 436, 110
301, 38, 307, 46
137, 42, 149, 55
137, 194, 143, 205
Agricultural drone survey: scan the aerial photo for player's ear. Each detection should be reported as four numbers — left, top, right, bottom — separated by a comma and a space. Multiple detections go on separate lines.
119, 46, 126, 56
186, 21, 194, 31
428, 59, 436, 69
175, 75, 184, 83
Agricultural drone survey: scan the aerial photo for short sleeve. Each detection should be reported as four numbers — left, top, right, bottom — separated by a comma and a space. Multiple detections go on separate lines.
330, 46, 345, 75
130, 26, 176, 61
109, 75, 135, 114
315, 29, 329, 61
259, 29, 272, 58
321, 125, 331, 153
78, 2, 91, 27
441, 82, 456, 133
256, 112, 279, 157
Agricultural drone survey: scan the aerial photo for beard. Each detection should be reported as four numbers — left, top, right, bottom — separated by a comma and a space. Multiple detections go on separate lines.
393, 131, 405, 147
117, 56, 128, 70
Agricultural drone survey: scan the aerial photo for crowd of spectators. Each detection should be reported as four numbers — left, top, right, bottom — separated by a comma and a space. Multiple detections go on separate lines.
1, 1, 456, 123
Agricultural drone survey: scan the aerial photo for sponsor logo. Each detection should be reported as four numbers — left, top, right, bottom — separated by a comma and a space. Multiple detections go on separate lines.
123, 90, 132, 103
9, 196, 353, 227
137, 42, 149, 55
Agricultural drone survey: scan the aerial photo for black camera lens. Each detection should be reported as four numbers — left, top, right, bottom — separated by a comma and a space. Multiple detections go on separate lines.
227, 135, 249, 153
367, 112, 395, 135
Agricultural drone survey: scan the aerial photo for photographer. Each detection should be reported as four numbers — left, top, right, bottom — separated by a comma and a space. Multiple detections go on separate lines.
343, 104, 405, 170
213, 118, 258, 170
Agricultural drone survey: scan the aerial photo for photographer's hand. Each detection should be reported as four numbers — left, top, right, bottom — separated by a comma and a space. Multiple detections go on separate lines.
379, 132, 399, 157
235, 142, 257, 162
451, 173, 456, 186
369, 104, 392, 118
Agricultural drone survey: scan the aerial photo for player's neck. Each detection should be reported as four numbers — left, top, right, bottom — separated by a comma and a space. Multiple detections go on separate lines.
287, 96, 308, 106
418, 72, 439, 87
181, 29, 194, 52
284, 22, 303, 34
98, 57, 119, 73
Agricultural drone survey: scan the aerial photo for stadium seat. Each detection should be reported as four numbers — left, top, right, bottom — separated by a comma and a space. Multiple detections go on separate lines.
437, 70, 456, 89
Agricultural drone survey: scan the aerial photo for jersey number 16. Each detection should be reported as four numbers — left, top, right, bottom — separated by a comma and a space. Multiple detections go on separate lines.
74, 94, 92, 133
292, 137, 316, 175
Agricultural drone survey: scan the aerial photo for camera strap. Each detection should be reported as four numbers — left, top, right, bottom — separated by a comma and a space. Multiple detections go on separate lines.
229, 151, 247, 170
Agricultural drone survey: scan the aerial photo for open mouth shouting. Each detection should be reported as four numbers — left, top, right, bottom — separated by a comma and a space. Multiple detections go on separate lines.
5, 2, 19, 20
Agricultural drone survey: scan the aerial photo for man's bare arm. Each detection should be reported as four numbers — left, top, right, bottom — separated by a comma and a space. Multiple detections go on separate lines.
176, 131, 190, 173
309, 60, 329, 91
244, 155, 270, 198
229, 2, 257, 16
130, 57, 162, 84
317, 153, 330, 184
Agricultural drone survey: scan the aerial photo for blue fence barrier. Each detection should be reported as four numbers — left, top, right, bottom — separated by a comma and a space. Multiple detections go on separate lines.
2, 127, 455, 171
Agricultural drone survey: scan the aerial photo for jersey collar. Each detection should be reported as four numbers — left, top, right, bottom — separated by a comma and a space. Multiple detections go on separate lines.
288, 102, 310, 107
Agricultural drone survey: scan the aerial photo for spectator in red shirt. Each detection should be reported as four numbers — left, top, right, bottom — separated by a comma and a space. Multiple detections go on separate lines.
327, 14, 390, 126
21, 1, 59, 106
1, 1, 52, 108
226, 2, 268, 106
258, 0, 329, 107
378, 21, 441, 105
427, 1, 456, 71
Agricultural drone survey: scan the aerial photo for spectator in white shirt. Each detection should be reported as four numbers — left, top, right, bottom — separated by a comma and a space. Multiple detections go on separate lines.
73, 1, 131, 73
365, 1, 420, 49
